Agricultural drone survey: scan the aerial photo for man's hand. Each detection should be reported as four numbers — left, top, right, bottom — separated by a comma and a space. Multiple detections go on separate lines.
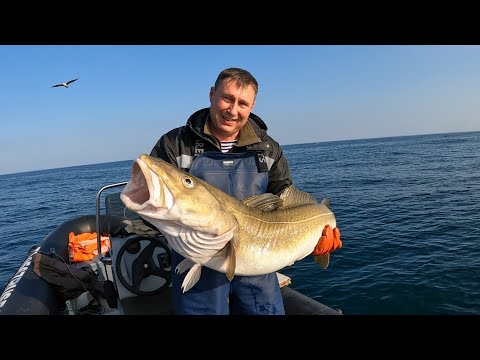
311, 225, 342, 256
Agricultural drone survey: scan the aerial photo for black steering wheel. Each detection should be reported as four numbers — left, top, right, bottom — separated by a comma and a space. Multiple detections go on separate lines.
115, 235, 171, 296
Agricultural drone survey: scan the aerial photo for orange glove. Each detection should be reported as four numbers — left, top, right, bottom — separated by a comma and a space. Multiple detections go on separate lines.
311, 225, 342, 256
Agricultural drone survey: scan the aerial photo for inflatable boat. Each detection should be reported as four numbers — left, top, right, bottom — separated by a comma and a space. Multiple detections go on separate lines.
0, 182, 342, 315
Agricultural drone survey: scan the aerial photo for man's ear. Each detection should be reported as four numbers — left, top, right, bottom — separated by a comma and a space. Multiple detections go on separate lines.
209, 86, 215, 102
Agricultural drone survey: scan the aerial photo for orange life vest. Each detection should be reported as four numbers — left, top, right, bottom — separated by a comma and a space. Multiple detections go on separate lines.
68, 232, 111, 262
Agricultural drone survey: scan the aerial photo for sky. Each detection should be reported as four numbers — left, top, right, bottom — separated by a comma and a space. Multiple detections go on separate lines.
1, 45, 479, 175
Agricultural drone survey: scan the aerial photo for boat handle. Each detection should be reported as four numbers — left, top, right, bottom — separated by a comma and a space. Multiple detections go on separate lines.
95, 182, 128, 265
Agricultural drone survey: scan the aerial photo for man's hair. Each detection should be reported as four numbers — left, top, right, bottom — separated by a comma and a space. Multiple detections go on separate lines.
214, 67, 258, 96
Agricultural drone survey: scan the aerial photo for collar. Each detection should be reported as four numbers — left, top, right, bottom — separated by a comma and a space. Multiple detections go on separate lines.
204, 117, 262, 147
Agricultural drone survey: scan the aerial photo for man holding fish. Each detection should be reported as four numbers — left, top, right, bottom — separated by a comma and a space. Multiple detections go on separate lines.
135, 67, 342, 315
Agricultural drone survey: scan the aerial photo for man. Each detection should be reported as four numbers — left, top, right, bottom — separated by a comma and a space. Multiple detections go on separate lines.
149, 67, 341, 315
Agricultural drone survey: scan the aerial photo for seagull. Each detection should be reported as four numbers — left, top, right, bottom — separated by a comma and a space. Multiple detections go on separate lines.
51, 78, 79, 88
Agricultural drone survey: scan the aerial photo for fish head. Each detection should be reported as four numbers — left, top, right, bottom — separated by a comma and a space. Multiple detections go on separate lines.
120, 154, 238, 237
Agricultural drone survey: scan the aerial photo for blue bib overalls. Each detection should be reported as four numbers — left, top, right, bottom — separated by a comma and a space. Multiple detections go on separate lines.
171, 151, 285, 315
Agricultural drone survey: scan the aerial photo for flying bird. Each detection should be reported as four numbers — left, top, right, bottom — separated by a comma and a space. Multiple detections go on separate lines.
51, 78, 79, 88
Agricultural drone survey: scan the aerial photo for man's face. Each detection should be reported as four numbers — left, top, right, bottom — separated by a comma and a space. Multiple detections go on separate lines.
209, 79, 256, 142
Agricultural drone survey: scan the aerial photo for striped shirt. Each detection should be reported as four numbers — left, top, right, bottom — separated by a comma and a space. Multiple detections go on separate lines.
220, 140, 238, 153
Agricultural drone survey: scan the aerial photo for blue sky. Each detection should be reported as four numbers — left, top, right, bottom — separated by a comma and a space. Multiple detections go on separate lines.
1, 45, 479, 175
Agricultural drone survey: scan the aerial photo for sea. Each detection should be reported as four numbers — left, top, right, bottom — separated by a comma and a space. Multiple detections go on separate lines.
1, 131, 479, 315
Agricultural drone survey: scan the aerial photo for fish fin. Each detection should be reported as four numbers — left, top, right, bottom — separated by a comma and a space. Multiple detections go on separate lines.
181, 263, 202, 293
175, 258, 195, 275
241, 193, 284, 211
314, 253, 330, 269
320, 197, 330, 208
280, 185, 319, 208
225, 241, 236, 281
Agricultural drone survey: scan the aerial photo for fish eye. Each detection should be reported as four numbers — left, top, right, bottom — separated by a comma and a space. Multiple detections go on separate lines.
182, 176, 195, 188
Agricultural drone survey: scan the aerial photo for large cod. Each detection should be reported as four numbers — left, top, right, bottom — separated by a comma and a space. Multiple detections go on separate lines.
120, 154, 338, 292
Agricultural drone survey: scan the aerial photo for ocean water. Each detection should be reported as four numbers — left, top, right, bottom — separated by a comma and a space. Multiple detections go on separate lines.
1, 131, 479, 315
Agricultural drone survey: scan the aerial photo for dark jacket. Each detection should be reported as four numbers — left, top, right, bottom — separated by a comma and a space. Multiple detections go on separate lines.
150, 108, 292, 196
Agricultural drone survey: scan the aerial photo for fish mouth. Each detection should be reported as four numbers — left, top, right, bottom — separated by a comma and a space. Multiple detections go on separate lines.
120, 158, 174, 216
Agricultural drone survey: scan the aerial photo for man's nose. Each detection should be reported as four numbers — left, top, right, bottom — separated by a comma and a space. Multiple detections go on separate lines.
228, 102, 239, 115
